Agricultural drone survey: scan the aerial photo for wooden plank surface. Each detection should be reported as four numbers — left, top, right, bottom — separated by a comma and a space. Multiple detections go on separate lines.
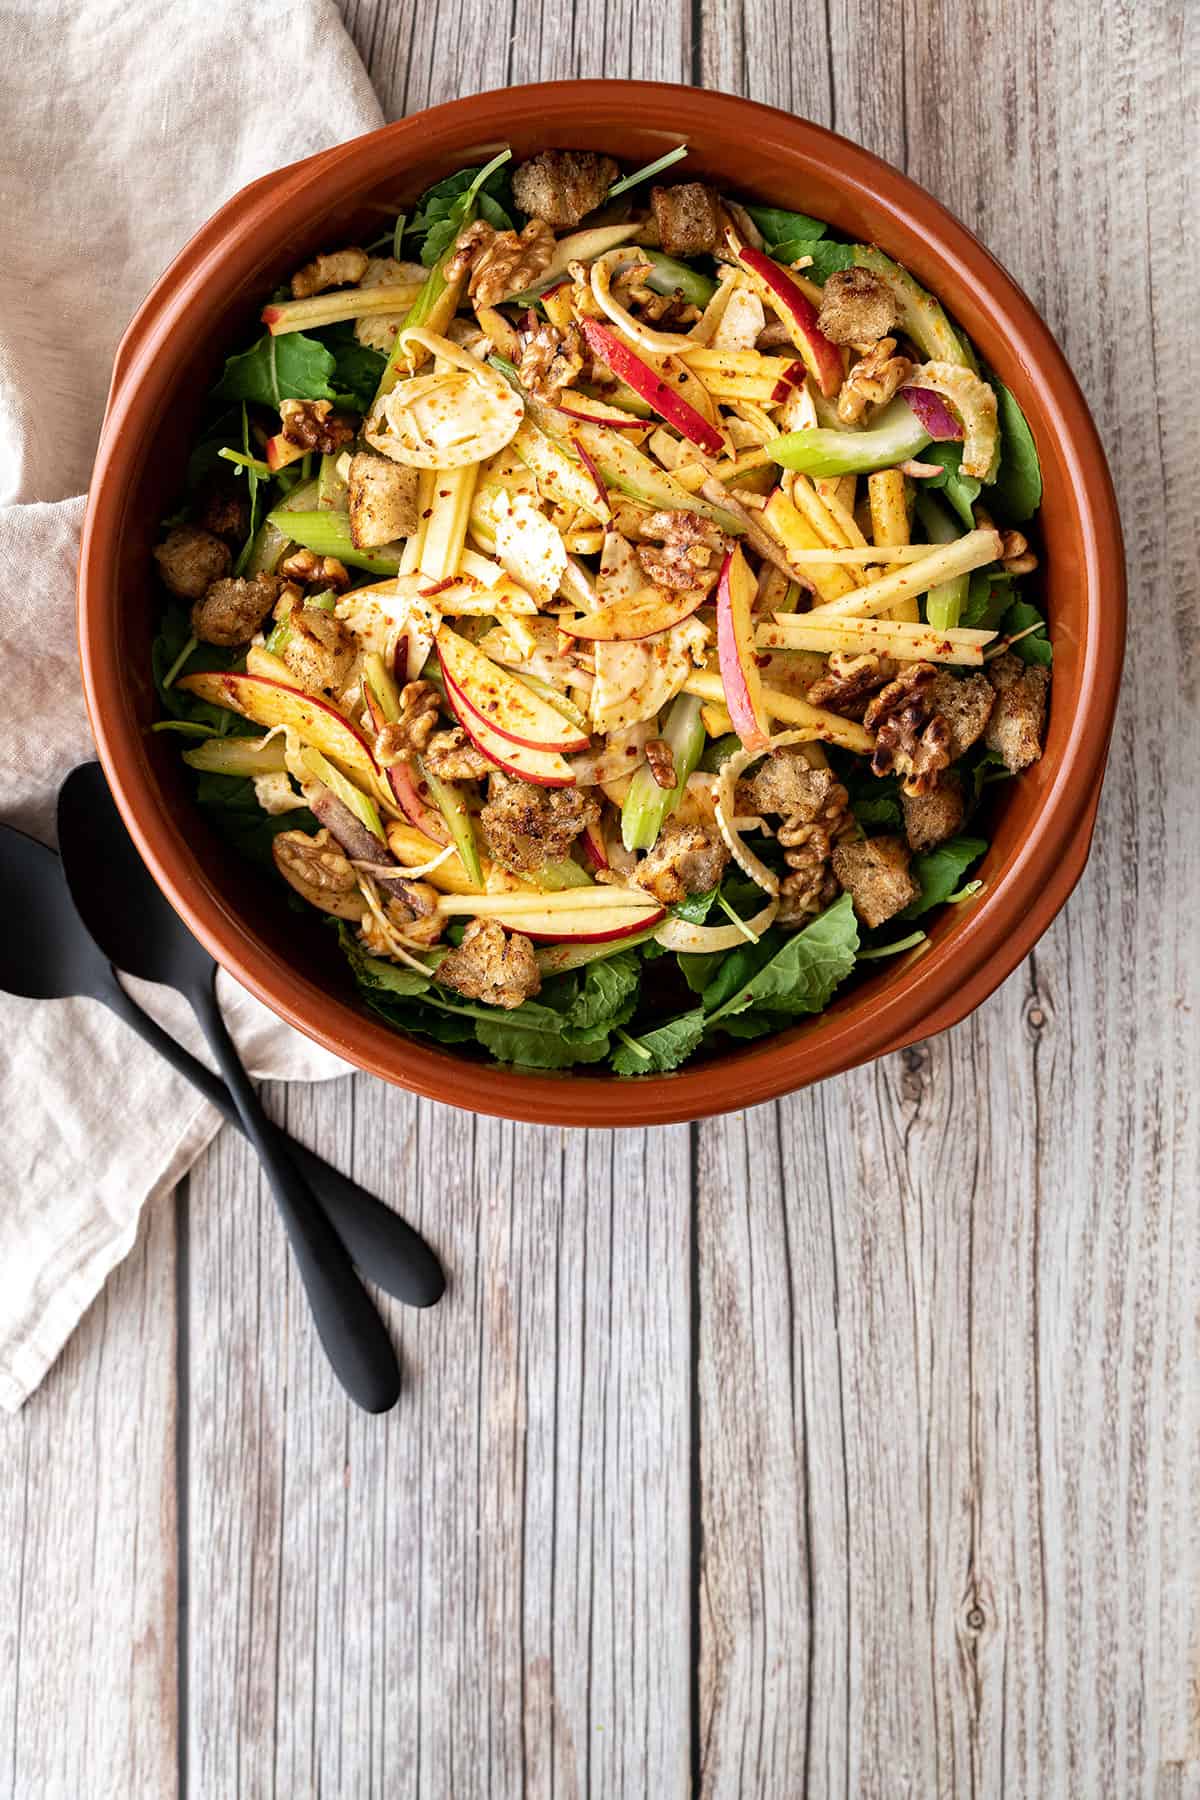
2, 2, 1197, 1797
696, 5, 1200, 1799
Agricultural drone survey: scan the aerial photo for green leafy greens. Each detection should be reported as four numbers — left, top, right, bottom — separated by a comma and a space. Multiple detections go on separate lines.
991, 382, 1043, 522
408, 154, 515, 267
900, 838, 987, 919
743, 206, 854, 282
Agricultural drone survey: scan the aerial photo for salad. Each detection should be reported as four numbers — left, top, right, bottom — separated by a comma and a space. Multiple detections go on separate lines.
151, 143, 1049, 1076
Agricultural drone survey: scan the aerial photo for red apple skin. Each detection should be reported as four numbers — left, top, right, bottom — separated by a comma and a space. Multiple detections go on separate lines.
265, 433, 307, 473
571, 435, 611, 515
770, 360, 806, 403
438, 654, 590, 756
581, 820, 610, 870
385, 758, 452, 842
496, 905, 666, 943
558, 585, 705, 643
435, 633, 591, 756
361, 686, 452, 842
715, 548, 771, 754
735, 248, 843, 398
553, 392, 646, 430
177, 670, 379, 783
580, 318, 725, 456
441, 667, 577, 788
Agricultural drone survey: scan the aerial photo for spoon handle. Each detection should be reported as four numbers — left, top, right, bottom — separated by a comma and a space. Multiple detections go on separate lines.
188, 969, 402, 1415
96, 972, 444, 1309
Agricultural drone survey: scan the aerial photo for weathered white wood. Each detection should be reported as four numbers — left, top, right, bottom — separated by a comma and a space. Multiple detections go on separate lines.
0, 1203, 178, 1800
184, 1078, 694, 1798
183, 10, 696, 1796
4, 4, 1197, 1796
696, 3, 1200, 1798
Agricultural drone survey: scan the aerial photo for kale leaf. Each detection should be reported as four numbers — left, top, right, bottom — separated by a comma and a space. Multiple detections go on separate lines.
990, 382, 1043, 522
1000, 598, 1053, 665
744, 205, 827, 244
900, 836, 987, 918
774, 238, 854, 281
612, 1009, 706, 1075
212, 331, 339, 409
918, 443, 981, 527
705, 892, 859, 1022
409, 160, 515, 267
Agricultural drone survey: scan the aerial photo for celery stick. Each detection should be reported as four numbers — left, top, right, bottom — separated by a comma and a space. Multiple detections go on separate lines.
265, 509, 401, 575
621, 693, 705, 852
420, 762, 483, 887
851, 247, 976, 371
768, 397, 930, 478
301, 747, 384, 840
183, 736, 289, 778
535, 924, 663, 976
242, 474, 325, 577
531, 859, 594, 891
363, 652, 401, 722
638, 248, 717, 308
915, 492, 969, 629
318, 453, 348, 512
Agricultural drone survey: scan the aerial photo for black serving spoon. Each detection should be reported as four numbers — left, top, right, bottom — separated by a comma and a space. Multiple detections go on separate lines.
56, 764, 404, 1413
0, 819, 444, 1311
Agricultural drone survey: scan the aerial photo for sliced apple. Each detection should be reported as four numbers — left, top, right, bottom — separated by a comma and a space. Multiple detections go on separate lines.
715, 546, 771, 754
735, 246, 844, 398
581, 819, 610, 870
559, 584, 706, 643
579, 318, 725, 456
176, 671, 378, 785
553, 390, 648, 430
437, 892, 665, 942
360, 680, 453, 843
440, 666, 577, 788
436, 627, 590, 755
265, 434, 307, 474
496, 901, 665, 943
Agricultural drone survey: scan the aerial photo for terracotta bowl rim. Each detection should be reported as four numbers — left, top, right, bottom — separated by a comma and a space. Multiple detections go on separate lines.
78, 80, 1125, 1126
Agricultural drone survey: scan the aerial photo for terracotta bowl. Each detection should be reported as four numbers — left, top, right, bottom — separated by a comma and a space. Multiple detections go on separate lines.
78, 81, 1124, 1126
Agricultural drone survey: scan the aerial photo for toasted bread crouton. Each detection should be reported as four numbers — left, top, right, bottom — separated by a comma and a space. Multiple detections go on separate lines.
480, 774, 600, 873
511, 150, 619, 227
633, 819, 730, 906
831, 834, 919, 928
649, 182, 724, 257
290, 247, 369, 300
984, 652, 1049, 771
736, 754, 845, 821
816, 267, 898, 347
190, 573, 281, 646
154, 524, 232, 600
347, 451, 420, 548
902, 772, 965, 852
436, 917, 542, 1009
929, 670, 995, 761
281, 608, 357, 696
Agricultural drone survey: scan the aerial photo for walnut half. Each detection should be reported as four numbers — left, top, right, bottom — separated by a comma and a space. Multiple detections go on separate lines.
836, 338, 914, 425
272, 829, 365, 919
863, 662, 952, 796
447, 219, 556, 308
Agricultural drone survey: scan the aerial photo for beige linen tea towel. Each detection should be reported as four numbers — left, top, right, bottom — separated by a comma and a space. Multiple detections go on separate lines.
0, 0, 385, 1410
